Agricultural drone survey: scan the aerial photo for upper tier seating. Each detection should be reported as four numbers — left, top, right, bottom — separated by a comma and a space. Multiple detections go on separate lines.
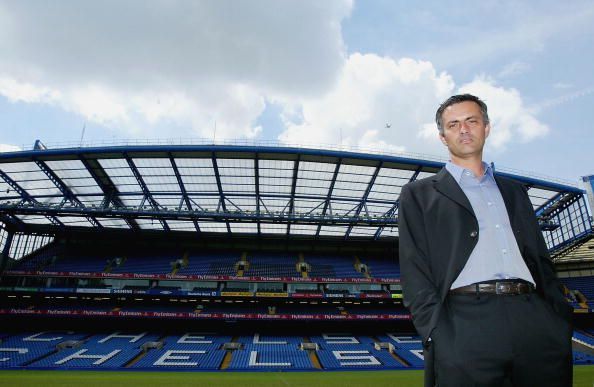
243, 253, 298, 277
305, 255, 360, 278
8, 245, 61, 271
10, 246, 401, 279
179, 252, 239, 276
109, 251, 184, 275
359, 257, 400, 279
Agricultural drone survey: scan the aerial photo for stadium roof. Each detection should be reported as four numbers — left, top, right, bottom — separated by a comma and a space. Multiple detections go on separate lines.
0, 143, 589, 248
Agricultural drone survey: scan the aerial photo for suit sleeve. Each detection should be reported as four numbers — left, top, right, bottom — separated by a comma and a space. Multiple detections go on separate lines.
399, 184, 441, 344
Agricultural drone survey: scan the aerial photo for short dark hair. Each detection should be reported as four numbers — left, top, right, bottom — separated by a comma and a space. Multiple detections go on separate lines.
435, 94, 489, 134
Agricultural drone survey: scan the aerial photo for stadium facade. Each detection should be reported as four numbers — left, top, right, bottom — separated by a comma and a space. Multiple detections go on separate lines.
0, 143, 593, 371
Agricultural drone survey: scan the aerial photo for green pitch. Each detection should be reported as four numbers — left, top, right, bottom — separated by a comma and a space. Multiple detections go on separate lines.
0, 367, 593, 386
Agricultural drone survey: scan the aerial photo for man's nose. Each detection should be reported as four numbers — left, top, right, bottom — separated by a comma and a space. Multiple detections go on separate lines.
460, 122, 469, 133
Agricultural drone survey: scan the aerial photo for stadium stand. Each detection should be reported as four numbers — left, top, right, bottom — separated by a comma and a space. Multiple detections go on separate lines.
0, 143, 592, 376
110, 254, 177, 275
179, 252, 240, 276
359, 257, 400, 279
561, 276, 594, 301
0, 330, 424, 371
315, 341, 405, 370
375, 333, 424, 368
0, 331, 88, 368
305, 254, 363, 279
229, 348, 314, 370
573, 351, 594, 365
11, 246, 400, 281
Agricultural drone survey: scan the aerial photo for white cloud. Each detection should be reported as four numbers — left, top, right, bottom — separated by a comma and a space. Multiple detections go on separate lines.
458, 77, 549, 150
278, 53, 454, 155
66, 85, 131, 126
0, 143, 22, 153
498, 61, 530, 79
0, 1, 552, 158
0, 76, 60, 104
277, 55, 550, 158
0, 1, 352, 139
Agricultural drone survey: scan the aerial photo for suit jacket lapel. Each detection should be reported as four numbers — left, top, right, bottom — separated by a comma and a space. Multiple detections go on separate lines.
433, 168, 475, 217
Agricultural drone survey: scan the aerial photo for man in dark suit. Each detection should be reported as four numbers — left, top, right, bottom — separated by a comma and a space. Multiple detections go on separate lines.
399, 94, 573, 386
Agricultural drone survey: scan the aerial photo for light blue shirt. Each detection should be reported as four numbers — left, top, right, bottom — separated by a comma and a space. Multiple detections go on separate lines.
446, 161, 535, 289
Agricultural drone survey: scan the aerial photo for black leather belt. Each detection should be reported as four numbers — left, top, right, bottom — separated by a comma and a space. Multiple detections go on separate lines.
450, 280, 534, 296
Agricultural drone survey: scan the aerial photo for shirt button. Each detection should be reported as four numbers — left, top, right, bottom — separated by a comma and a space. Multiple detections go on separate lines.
502, 249, 507, 254
495, 224, 500, 229
470, 231, 478, 238
487, 202, 493, 206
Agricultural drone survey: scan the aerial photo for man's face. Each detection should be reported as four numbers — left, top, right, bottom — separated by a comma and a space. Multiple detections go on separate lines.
439, 100, 490, 161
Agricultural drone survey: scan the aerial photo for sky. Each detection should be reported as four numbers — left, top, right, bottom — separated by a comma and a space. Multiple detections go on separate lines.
0, 0, 593, 186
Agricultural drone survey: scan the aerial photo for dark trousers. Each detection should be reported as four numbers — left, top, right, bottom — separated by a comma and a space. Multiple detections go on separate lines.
431, 292, 573, 387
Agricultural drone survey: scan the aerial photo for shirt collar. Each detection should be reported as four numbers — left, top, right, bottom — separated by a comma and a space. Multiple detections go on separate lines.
445, 161, 493, 184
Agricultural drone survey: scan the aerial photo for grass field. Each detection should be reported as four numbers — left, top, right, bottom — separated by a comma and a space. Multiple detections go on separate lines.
0, 367, 593, 387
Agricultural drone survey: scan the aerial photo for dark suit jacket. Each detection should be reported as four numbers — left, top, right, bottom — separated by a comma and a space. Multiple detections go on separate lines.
398, 167, 572, 385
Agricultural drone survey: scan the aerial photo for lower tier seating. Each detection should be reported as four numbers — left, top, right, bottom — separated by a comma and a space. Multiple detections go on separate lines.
0, 331, 423, 370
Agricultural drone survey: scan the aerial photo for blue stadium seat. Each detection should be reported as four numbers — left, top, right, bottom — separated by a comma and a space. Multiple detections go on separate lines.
228, 349, 314, 370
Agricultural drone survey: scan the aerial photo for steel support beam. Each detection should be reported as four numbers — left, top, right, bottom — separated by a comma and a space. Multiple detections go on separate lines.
345, 162, 382, 239
0, 169, 63, 228
374, 165, 423, 240
0, 203, 396, 226
254, 156, 261, 236
125, 155, 169, 231
170, 156, 200, 233
79, 156, 139, 230
315, 159, 342, 237
211, 153, 230, 233
286, 156, 300, 236
34, 159, 102, 229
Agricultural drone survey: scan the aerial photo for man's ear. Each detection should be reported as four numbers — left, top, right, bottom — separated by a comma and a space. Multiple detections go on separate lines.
439, 132, 448, 146
485, 123, 491, 139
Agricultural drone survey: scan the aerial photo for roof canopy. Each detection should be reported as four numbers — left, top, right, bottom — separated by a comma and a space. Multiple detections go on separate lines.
0, 145, 588, 248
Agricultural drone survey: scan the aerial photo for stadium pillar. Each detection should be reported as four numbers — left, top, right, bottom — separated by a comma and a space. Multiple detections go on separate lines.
0, 230, 14, 274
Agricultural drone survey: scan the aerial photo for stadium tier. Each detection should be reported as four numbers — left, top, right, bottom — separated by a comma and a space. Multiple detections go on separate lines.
2, 329, 592, 370
0, 331, 423, 371
561, 276, 594, 301
0, 144, 593, 375
5, 245, 399, 281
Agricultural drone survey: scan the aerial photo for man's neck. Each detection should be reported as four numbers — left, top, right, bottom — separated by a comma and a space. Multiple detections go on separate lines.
449, 156, 484, 177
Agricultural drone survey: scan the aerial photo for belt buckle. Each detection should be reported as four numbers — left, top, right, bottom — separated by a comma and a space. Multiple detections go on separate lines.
496, 282, 513, 295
